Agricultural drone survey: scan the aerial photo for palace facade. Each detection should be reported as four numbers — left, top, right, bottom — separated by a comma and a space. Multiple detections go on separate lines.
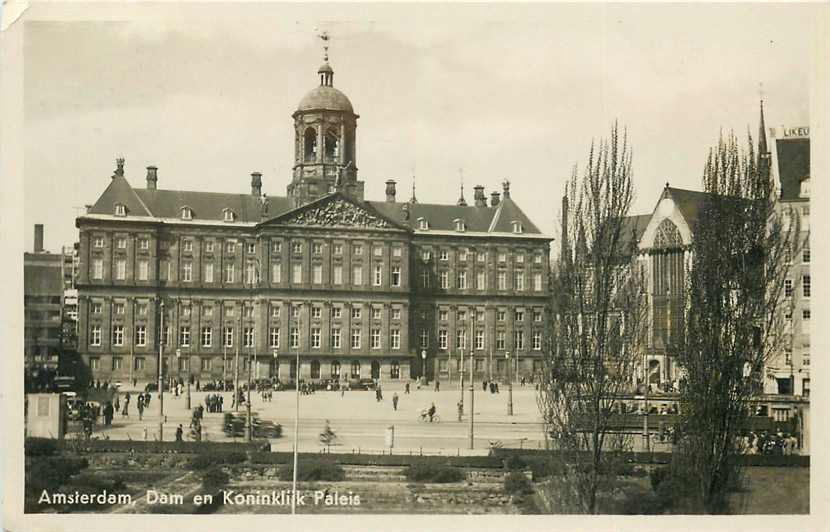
74, 57, 552, 386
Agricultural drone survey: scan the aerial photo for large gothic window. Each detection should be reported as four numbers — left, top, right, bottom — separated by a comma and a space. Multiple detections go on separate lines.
324, 131, 340, 163
304, 127, 317, 162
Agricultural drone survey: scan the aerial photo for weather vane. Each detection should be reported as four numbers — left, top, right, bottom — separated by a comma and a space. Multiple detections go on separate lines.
318, 30, 330, 62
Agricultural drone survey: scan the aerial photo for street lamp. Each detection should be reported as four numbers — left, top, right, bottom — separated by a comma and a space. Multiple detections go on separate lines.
506, 352, 513, 416
176, 349, 191, 410
421, 350, 427, 384
157, 299, 166, 441
273, 348, 279, 383
291, 318, 300, 515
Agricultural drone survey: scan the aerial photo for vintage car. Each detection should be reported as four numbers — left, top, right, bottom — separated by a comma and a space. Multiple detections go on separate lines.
222, 412, 282, 439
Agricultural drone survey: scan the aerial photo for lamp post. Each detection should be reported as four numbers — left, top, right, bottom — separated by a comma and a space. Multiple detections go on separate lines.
157, 299, 166, 441
469, 340, 475, 449
245, 259, 260, 443
176, 349, 191, 410
459, 344, 465, 415
420, 350, 426, 384
273, 348, 279, 383
291, 318, 300, 515
506, 352, 513, 416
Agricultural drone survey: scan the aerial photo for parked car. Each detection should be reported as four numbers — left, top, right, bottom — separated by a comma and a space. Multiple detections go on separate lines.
144, 382, 170, 392
222, 412, 282, 438
349, 378, 377, 390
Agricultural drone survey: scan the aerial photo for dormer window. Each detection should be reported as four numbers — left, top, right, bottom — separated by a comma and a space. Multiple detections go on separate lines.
454, 218, 466, 232
181, 206, 193, 220
223, 209, 236, 222
800, 178, 811, 198
114, 203, 126, 217
511, 221, 524, 234
417, 217, 429, 230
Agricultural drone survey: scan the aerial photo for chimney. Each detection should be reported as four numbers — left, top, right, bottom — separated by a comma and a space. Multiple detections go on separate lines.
34, 224, 44, 253
146, 166, 158, 190
490, 191, 501, 207
473, 185, 486, 207
251, 172, 262, 196
502, 179, 511, 199
385, 180, 397, 202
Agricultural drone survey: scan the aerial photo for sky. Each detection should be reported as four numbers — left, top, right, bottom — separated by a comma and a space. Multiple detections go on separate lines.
21, 2, 816, 252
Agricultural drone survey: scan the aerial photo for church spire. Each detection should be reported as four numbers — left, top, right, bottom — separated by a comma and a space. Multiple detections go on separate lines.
456, 169, 467, 206
410, 175, 418, 204
317, 31, 334, 86
758, 95, 772, 183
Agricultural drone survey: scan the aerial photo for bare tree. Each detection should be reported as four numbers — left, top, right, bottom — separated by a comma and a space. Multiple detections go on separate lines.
538, 122, 648, 513
670, 131, 800, 513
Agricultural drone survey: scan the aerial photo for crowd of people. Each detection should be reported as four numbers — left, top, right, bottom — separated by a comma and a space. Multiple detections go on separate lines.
740, 430, 801, 456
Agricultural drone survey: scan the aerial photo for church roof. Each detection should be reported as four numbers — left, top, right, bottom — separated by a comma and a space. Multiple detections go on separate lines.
297, 85, 354, 114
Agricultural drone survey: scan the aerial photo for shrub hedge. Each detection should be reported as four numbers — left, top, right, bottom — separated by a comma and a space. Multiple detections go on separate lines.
25, 437, 267, 455
504, 472, 533, 495
186, 451, 247, 470
278, 460, 345, 481
249, 451, 501, 469
406, 463, 465, 483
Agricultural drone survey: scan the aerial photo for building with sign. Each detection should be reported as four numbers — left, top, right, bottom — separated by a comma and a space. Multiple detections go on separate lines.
73, 55, 552, 387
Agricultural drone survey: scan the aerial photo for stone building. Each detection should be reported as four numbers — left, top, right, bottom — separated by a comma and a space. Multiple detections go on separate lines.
24, 225, 66, 372
74, 56, 552, 387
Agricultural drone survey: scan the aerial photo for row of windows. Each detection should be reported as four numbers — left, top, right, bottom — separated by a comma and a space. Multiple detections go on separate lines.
784, 275, 811, 298
89, 324, 404, 350
420, 248, 544, 264
423, 329, 542, 352
421, 270, 543, 291
93, 235, 405, 258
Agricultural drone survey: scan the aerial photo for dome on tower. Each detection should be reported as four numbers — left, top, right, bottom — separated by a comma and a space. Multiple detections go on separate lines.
296, 61, 355, 114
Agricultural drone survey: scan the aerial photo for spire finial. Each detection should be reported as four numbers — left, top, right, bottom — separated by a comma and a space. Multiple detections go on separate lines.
457, 168, 467, 206
410, 174, 418, 203
319, 30, 330, 63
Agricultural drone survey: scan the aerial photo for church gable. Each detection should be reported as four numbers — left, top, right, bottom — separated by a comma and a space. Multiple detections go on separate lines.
262, 193, 409, 231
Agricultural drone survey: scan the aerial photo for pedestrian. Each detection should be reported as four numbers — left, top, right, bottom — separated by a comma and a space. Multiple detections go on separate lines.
114, 394, 120, 413
404, 382, 410, 394
137, 398, 145, 421
196, 379, 201, 392
175, 424, 183, 442
219, 395, 224, 412
103, 401, 114, 426
392, 392, 399, 411
482, 380, 487, 392
144, 392, 151, 407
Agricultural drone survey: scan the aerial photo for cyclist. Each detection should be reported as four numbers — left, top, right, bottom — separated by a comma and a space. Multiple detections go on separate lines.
426, 402, 437, 422
320, 419, 337, 444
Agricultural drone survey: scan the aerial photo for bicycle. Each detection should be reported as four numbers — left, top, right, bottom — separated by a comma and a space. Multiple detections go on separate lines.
418, 411, 440, 423
319, 430, 339, 446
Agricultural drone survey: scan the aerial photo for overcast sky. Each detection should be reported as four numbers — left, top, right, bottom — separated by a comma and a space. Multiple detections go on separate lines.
22, 2, 816, 252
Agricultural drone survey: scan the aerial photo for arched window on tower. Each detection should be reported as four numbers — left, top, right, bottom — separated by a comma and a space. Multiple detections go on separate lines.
324, 131, 340, 163
304, 127, 318, 162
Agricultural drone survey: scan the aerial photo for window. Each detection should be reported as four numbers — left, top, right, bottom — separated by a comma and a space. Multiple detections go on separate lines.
112, 357, 123, 370
534, 254, 543, 264
802, 275, 811, 298
422, 250, 432, 261
533, 273, 542, 291
456, 330, 466, 350
392, 266, 401, 287
269, 328, 280, 348
247, 242, 256, 254
420, 269, 430, 288
533, 331, 542, 350
373, 264, 382, 286
515, 272, 525, 291
352, 265, 362, 286
420, 329, 429, 348
291, 242, 303, 254
179, 326, 191, 347
497, 310, 506, 322
332, 307, 342, 319
291, 305, 300, 319
271, 305, 280, 318
183, 240, 193, 252
392, 308, 401, 320
496, 331, 506, 350
224, 263, 235, 283
241, 327, 253, 348
90, 357, 100, 371
330, 360, 341, 378
498, 252, 506, 263
311, 328, 321, 348
93, 259, 104, 280
312, 243, 322, 255
512, 221, 523, 234
515, 254, 524, 263
418, 218, 429, 230
201, 358, 212, 371
374, 246, 383, 257
224, 327, 234, 347
455, 219, 466, 232
290, 327, 299, 348
478, 251, 486, 262
438, 330, 448, 350
115, 259, 126, 280
94, 236, 104, 248
476, 271, 485, 290
115, 204, 126, 217
440, 271, 449, 289
91, 325, 102, 346
182, 261, 193, 282
112, 325, 124, 346
333, 243, 343, 255
353, 244, 363, 256
226, 241, 236, 254
332, 265, 343, 285
457, 271, 467, 289
271, 263, 281, 283
116, 237, 127, 249
371, 329, 381, 349
201, 327, 212, 347
351, 329, 361, 349
223, 209, 235, 222
371, 307, 382, 320
391, 329, 400, 349
802, 309, 810, 321
292, 264, 302, 284
352, 307, 362, 320
181, 207, 193, 220
803, 246, 810, 264
138, 260, 149, 281
245, 263, 258, 284
312, 264, 323, 284
458, 248, 468, 262
533, 310, 542, 322
135, 325, 146, 346
312, 307, 322, 319
785, 279, 793, 297
331, 328, 341, 349
183, 305, 193, 318
138, 304, 147, 315
475, 330, 484, 350
515, 310, 524, 322
115, 303, 125, 315
440, 250, 449, 261
350, 360, 361, 379
271, 240, 282, 253
458, 310, 467, 322
163, 326, 171, 346
476, 310, 485, 322
133, 357, 145, 371
497, 272, 507, 290
803, 378, 810, 398
243, 306, 253, 319
204, 263, 214, 283
392, 246, 402, 258
391, 361, 401, 379
204, 306, 213, 317
205, 241, 214, 253
439, 309, 448, 321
